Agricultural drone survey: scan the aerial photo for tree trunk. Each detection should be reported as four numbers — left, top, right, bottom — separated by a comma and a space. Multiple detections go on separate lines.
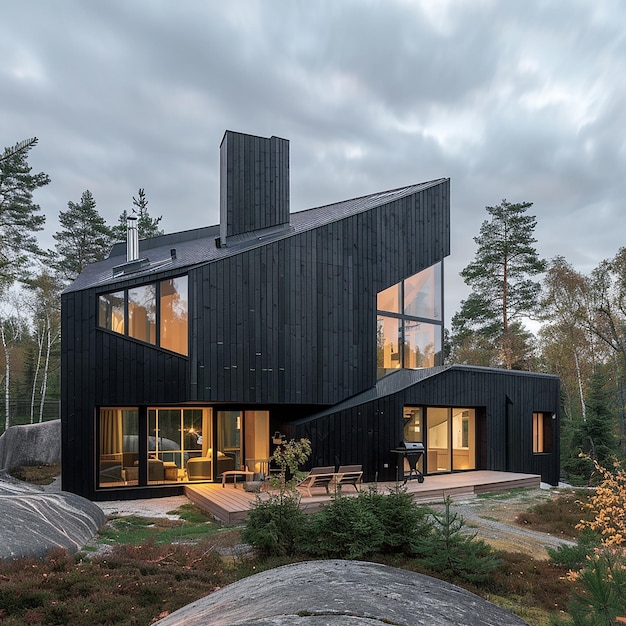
38, 318, 53, 423
574, 350, 586, 422
1, 323, 9, 431
30, 323, 45, 424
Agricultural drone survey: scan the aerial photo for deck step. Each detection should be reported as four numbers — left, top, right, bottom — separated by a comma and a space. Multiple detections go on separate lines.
185, 471, 543, 524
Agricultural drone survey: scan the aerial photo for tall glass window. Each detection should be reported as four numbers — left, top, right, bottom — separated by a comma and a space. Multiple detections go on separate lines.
377, 316, 402, 372
377, 263, 443, 378
160, 276, 188, 355
427, 407, 450, 472
98, 408, 138, 487
98, 291, 125, 334
404, 264, 442, 321
128, 284, 156, 344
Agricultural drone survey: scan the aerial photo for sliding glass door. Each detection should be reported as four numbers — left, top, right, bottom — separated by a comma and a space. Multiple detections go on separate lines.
404, 406, 477, 475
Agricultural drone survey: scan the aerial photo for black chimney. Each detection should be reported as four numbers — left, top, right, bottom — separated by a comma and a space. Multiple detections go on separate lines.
219, 131, 290, 246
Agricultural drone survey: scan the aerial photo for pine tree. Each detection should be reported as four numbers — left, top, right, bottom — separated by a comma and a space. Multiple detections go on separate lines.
451, 199, 545, 369
0, 138, 50, 287
112, 188, 163, 241
418, 497, 502, 582
577, 369, 617, 466
53, 190, 113, 283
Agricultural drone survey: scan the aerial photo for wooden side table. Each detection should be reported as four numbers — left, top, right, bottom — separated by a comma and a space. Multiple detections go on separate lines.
221, 469, 254, 488
163, 462, 178, 481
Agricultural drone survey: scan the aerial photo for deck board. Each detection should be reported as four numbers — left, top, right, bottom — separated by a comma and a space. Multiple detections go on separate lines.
185, 471, 541, 524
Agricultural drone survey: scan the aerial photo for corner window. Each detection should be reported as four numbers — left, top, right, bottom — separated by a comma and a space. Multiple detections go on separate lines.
377, 263, 443, 378
533, 412, 553, 453
98, 275, 188, 355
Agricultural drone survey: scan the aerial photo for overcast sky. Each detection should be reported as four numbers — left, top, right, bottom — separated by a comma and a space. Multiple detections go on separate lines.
2, 0, 625, 324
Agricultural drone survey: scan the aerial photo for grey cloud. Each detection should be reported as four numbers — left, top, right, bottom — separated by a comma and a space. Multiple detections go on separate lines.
1, 0, 626, 324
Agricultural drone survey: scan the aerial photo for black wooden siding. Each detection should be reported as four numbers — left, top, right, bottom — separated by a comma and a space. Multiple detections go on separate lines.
61, 178, 453, 498
61, 274, 189, 497
195, 181, 450, 405
291, 367, 560, 486
220, 131, 290, 240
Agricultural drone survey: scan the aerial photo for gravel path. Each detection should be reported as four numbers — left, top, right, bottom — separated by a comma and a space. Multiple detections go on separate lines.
432, 492, 576, 559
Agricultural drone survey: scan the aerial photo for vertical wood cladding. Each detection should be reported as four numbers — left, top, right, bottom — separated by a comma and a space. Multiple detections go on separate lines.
61, 281, 189, 497
291, 367, 560, 486
196, 180, 450, 406
219, 131, 290, 242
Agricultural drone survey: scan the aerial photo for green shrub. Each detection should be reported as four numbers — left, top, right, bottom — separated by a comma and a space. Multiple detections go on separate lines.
547, 527, 600, 569
241, 492, 306, 557
418, 497, 502, 582
298, 486, 432, 559
565, 548, 626, 625
301, 493, 385, 559
362, 485, 432, 555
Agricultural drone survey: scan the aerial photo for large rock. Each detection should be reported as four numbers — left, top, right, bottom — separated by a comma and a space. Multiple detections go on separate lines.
0, 419, 61, 470
0, 473, 105, 560
154, 560, 528, 626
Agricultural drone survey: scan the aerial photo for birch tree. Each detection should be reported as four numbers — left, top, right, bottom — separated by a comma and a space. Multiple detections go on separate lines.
0, 304, 26, 431
24, 272, 62, 423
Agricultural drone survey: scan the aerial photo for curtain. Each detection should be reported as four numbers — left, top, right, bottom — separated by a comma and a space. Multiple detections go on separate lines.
100, 409, 123, 455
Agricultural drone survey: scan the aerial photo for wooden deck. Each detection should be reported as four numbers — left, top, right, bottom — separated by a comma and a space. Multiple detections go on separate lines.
185, 470, 541, 524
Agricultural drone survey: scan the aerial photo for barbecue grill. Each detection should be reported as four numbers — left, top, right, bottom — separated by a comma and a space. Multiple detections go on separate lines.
390, 441, 425, 484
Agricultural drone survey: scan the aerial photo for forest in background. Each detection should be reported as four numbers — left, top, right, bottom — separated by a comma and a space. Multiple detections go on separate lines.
1, 138, 624, 484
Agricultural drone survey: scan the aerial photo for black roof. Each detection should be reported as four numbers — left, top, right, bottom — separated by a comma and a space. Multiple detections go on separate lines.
63, 179, 448, 294
291, 364, 559, 425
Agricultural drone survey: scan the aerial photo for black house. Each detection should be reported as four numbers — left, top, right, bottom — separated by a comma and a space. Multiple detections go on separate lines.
61, 131, 560, 500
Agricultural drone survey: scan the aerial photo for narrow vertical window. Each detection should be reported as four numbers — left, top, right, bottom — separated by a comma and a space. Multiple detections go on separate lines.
128, 284, 156, 344
377, 315, 402, 377
98, 291, 125, 334
160, 276, 188, 355
533, 412, 552, 453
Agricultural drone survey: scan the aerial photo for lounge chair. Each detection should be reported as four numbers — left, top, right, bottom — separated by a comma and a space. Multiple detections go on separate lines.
296, 466, 336, 497
333, 465, 363, 492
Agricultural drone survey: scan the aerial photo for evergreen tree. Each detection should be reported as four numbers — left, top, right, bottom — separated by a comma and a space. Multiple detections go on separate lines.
0, 138, 50, 287
578, 369, 618, 466
112, 188, 163, 241
451, 199, 545, 369
53, 190, 113, 283
418, 497, 502, 582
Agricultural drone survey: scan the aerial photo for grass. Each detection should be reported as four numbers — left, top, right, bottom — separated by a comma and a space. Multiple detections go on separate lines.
0, 468, 593, 625
8, 463, 60, 485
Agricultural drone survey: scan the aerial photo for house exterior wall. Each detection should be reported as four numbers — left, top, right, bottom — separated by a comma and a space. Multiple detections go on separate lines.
61, 179, 450, 499
61, 272, 190, 498
290, 367, 561, 486
193, 181, 450, 405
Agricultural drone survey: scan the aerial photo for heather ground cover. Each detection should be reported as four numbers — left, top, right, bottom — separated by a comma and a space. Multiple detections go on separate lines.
0, 467, 603, 625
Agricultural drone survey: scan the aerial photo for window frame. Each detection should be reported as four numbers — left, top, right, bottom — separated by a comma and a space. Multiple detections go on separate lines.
97, 274, 189, 356
532, 412, 553, 454
376, 263, 444, 378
